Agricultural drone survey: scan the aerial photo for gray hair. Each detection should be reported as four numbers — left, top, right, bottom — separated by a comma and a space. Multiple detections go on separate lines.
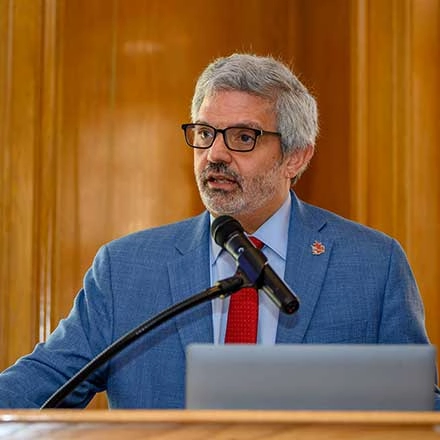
191, 53, 318, 155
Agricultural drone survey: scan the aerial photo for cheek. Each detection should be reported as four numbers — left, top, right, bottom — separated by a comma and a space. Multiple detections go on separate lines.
244, 154, 280, 175
193, 150, 208, 174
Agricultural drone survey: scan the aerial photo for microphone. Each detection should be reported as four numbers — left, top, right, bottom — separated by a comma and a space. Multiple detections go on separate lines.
211, 215, 300, 315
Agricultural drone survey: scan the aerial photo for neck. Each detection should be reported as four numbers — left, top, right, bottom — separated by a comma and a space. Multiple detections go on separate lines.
232, 214, 267, 234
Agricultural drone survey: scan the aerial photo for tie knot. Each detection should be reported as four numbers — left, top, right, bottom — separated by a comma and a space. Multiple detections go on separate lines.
249, 236, 264, 250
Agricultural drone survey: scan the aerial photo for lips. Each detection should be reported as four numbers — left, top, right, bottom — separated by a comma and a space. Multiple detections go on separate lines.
207, 173, 237, 184
199, 163, 241, 191
204, 172, 239, 190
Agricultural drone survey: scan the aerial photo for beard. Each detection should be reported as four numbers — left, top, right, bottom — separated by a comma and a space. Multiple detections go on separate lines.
195, 160, 284, 217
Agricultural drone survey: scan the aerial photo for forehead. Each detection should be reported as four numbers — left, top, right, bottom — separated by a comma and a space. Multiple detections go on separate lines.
197, 90, 276, 127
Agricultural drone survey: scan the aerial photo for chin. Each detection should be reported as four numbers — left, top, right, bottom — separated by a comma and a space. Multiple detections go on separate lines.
201, 188, 248, 215
202, 200, 240, 218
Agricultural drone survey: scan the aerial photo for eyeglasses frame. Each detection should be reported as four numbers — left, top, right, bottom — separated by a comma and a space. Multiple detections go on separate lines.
181, 123, 282, 152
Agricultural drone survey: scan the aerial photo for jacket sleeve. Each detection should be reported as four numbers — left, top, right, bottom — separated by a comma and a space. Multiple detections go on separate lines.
378, 239, 440, 410
377, 239, 428, 343
0, 245, 114, 408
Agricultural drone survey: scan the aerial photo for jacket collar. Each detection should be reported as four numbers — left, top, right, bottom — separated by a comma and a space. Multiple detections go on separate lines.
168, 213, 214, 347
276, 192, 332, 342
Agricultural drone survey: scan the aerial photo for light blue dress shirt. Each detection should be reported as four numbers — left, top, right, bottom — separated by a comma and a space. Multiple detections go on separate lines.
210, 196, 291, 344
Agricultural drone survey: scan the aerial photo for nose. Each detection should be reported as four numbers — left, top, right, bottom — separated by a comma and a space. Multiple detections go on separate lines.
206, 132, 233, 163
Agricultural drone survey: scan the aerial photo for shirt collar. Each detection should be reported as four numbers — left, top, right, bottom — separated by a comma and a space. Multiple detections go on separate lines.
210, 194, 291, 264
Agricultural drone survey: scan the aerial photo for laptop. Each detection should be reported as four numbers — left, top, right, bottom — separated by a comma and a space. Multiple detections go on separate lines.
185, 344, 436, 411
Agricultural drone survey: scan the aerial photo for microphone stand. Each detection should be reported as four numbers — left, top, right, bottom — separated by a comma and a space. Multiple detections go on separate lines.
41, 274, 245, 409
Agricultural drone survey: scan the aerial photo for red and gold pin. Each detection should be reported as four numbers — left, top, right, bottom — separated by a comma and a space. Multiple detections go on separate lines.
311, 240, 325, 255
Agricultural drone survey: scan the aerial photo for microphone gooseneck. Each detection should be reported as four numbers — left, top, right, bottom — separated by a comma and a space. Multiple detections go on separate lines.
212, 215, 300, 315
41, 275, 244, 409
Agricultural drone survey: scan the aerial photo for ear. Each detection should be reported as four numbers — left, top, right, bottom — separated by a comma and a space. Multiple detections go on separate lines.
284, 145, 315, 179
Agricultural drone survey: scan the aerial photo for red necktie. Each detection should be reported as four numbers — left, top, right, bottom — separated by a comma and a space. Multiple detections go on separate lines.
224, 236, 264, 344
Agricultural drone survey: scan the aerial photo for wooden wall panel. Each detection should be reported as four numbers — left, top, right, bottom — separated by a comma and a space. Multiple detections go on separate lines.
293, 0, 351, 218
36, 0, 60, 342
408, 0, 440, 348
53, 0, 118, 328
350, 0, 440, 348
0, 0, 42, 365
350, 0, 411, 239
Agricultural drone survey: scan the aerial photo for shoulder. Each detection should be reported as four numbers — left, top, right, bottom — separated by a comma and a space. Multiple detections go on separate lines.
293, 194, 402, 257
95, 212, 210, 264
297, 196, 391, 238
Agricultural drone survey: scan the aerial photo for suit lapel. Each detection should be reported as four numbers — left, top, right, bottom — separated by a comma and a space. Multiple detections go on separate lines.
167, 213, 214, 347
276, 193, 333, 343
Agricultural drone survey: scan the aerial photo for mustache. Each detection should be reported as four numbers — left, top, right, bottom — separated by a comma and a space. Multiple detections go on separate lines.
200, 162, 241, 183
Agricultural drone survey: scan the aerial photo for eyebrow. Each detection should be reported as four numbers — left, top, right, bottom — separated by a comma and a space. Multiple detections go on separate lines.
195, 120, 264, 130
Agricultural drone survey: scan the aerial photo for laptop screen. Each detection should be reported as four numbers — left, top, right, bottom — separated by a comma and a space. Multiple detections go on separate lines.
185, 344, 436, 411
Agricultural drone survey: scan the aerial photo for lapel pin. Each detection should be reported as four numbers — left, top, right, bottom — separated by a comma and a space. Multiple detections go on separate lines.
311, 240, 325, 255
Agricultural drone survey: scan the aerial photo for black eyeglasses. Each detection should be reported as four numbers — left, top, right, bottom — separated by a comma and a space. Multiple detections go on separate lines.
181, 123, 281, 152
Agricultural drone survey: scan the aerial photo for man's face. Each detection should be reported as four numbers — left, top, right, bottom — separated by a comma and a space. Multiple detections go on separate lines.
193, 90, 297, 231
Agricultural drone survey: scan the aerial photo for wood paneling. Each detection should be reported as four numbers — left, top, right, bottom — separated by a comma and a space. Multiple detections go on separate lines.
293, 0, 351, 218
350, 0, 412, 238
1, 0, 439, 409
37, 0, 59, 342
408, 0, 440, 347
349, 0, 440, 347
0, 0, 43, 365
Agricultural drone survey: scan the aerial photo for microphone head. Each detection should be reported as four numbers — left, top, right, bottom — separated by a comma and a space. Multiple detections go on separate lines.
211, 215, 244, 247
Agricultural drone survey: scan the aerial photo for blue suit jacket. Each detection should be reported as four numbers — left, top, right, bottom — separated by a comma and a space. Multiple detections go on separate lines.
0, 192, 436, 408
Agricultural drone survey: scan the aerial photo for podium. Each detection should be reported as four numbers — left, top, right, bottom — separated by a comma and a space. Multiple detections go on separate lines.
1, 410, 440, 439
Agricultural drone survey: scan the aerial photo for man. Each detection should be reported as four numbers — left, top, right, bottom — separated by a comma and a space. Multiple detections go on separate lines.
0, 53, 437, 409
